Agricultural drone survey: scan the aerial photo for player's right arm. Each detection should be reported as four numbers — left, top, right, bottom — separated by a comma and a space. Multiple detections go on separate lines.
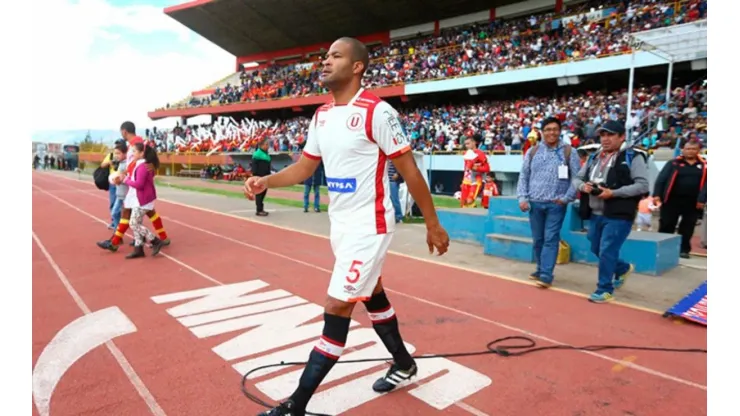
266, 112, 321, 187
264, 154, 320, 188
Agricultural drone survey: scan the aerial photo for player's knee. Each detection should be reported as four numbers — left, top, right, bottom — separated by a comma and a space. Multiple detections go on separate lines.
363, 289, 390, 312
324, 296, 354, 318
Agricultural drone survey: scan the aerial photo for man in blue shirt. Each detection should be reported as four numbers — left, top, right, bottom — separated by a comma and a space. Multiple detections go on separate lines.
516, 117, 582, 288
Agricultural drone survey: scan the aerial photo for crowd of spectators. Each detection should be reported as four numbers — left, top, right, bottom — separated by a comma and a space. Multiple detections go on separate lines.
147, 79, 707, 155
161, 0, 706, 111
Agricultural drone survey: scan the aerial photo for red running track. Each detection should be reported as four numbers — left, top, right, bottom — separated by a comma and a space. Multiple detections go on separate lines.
31, 172, 706, 416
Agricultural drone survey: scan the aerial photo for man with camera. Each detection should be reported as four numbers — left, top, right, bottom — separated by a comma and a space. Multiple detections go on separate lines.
572, 120, 649, 303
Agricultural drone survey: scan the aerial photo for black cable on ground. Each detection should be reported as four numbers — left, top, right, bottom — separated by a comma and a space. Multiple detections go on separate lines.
240, 335, 707, 416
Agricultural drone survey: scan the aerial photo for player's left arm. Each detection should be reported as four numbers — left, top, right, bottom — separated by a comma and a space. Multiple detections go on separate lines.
374, 103, 441, 229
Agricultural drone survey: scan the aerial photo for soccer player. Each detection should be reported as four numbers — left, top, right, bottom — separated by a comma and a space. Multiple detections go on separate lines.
97, 121, 170, 252
243, 37, 450, 416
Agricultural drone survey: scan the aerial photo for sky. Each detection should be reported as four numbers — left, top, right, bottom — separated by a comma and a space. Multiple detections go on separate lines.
31, 0, 234, 139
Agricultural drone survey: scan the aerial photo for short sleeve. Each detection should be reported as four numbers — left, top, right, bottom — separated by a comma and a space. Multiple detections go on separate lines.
372, 101, 412, 159
302, 112, 321, 160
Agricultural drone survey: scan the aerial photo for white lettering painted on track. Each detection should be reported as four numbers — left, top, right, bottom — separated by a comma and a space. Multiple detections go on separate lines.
151, 279, 492, 414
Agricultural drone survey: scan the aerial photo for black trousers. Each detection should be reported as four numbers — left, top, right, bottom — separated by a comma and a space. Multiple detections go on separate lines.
658, 198, 700, 254
255, 190, 267, 213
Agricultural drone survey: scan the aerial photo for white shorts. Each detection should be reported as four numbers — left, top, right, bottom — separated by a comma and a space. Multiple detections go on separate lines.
327, 231, 394, 303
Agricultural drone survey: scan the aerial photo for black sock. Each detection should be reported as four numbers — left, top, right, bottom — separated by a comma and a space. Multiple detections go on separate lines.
364, 290, 415, 370
290, 313, 351, 410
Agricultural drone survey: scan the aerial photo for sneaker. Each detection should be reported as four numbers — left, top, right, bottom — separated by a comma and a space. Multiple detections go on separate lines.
257, 399, 303, 416
613, 264, 634, 290
96, 240, 118, 252
588, 292, 614, 303
528, 272, 539, 281
372, 362, 418, 393
535, 280, 552, 289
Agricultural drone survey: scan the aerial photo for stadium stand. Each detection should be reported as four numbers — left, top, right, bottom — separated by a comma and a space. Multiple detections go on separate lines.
152, 0, 707, 112
146, 79, 706, 155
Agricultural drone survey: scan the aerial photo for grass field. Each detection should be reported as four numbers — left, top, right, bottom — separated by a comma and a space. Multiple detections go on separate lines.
189, 178, 462, 208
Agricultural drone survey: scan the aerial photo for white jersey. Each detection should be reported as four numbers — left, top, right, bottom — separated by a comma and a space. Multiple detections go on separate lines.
302, 88, 411, 236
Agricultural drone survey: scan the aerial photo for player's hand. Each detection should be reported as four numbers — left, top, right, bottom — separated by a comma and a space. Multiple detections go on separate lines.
244, 176, 268, 200
519, 201, 530, 212
582, 183, 594, 194
426, 223, 450, 256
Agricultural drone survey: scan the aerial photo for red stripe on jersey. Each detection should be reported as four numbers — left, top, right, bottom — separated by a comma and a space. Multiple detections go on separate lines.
314, 103, 332, 128
303, 151, 321, 160
375, 152, 388, 234
362, 94, 388, 234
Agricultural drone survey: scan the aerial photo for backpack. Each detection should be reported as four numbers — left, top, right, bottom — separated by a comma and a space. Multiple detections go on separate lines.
528, 143, 572, 169
93, 165, 110, 190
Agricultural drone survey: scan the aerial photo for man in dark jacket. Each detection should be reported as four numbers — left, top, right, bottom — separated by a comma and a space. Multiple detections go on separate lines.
652, 139, 707, 258
572, 120, 649, 304
251, 139, 273, 216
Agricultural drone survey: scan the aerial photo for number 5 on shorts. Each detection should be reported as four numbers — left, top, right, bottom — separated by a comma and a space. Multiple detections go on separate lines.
345, 260, 364, 284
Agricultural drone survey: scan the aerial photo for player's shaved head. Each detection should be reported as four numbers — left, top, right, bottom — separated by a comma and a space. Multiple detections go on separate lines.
336, 37, 369, 75
320, 37, 369, 98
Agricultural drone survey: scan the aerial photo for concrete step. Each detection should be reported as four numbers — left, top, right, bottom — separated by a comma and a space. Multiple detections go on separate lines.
484, 233, 534, 263
492, 215, 531, 238
488, 197, 527, 218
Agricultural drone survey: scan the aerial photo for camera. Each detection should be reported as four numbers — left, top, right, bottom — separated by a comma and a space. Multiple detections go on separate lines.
587, 182, 604, 196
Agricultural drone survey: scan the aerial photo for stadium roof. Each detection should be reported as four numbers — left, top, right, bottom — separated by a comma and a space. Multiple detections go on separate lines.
629, 19, 707, 62
164, 0, 522, 58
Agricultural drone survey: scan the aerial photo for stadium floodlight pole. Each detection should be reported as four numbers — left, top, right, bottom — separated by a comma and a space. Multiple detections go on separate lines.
626, 50, 636, 143
666, 58, 674, 108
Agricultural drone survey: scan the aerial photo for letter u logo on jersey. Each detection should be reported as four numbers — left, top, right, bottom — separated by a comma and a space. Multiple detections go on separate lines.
346, 113, 363, 130
326, 177, 357, 193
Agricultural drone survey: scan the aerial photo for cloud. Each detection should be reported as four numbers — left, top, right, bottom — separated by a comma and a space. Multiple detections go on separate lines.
31, 0, 233, 132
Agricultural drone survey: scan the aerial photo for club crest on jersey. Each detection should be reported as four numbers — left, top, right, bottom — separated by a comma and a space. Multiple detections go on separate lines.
346, 113, 364, 130
326, 177, 357, 193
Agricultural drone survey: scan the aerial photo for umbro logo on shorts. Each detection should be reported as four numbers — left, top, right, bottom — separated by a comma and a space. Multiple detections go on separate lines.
327, 177, 356, 193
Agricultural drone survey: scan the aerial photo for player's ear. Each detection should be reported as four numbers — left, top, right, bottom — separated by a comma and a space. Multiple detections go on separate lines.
353, 61, 365, 76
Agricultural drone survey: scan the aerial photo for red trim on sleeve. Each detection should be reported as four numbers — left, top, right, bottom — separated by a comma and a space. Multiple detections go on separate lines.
303, 151, 321, 160
388, 145, 411, 159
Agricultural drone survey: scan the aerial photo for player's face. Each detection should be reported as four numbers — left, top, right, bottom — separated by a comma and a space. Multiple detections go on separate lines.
465, 139, 475, 150
321, 41, 359, 88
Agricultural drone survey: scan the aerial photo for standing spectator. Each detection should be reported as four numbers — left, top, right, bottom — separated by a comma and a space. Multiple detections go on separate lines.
111, 141, 128, 231
388, 161, 404, 223
100, 140, 123, 229
652, 140, 707, 258
303, 160, 323, 213
572, 120, 649, 304
251, 139, 273, 216
700, 203, 707, 249
516, 117, 581, 288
